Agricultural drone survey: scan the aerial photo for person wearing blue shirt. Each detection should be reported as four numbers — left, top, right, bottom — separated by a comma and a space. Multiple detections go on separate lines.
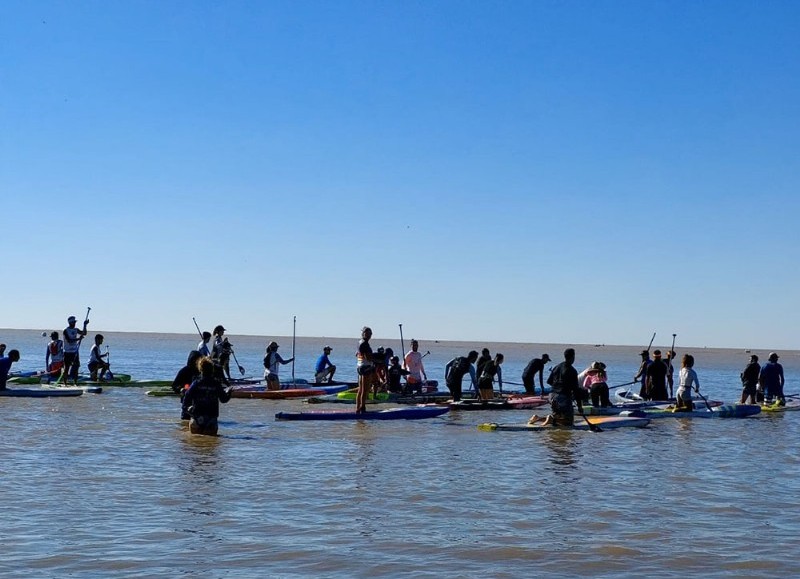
759, 352, 785, 406
314, 345, 336, 383
0, 349, 21, 390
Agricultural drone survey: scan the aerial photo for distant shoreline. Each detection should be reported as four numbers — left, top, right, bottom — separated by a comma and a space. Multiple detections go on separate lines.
0, 327, 792, 354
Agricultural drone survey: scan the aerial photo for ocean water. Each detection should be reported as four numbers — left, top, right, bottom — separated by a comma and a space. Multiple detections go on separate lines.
2, 328, 799, 578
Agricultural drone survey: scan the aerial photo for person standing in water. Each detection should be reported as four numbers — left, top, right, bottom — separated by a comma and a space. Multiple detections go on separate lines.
534, 348, 582, 427
182, 356, 233, 436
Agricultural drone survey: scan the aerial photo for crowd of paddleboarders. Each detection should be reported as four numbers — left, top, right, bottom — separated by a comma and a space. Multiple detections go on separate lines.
0, 313, 113, 390
0, 318, 790, 435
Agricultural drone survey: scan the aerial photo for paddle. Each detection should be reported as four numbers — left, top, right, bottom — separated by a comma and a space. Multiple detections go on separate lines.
230, 349, 245, 376
76, 307, 91, 349
578, 403, 602, 432
695, 388, 713, 413
399, 323, 405, 369
667, 333, 676, 398
646, 332, 656, 352
192, 317, 203, 340
613, 380, 638, 388
291, 315, 296, 385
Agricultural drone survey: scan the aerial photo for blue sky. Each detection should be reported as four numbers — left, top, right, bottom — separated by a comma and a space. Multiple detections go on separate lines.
2, 1, 799, 349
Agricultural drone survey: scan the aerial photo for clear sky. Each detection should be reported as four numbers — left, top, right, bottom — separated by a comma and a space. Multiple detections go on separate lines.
2, 1, 799, 349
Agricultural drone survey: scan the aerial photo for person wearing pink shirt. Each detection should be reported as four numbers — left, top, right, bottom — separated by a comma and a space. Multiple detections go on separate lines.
582, 361, 610, 408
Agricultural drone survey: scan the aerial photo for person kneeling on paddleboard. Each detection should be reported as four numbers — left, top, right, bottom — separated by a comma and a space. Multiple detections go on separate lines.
182, 356, 232, 436
533, 348, 582, 427
87, 334, 111, 381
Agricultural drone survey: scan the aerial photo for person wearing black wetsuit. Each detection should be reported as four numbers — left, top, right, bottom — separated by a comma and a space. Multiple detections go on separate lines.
645, 350, 669, 400
478, 354, 503, 400
445, 350, 479, 402
522, 354, 551, 396
182, 357, 232, 435
740, 354, 760, 404
172, 350, 202, 419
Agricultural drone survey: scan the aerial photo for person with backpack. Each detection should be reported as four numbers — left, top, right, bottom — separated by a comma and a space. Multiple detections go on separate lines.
45, 331, 65, 379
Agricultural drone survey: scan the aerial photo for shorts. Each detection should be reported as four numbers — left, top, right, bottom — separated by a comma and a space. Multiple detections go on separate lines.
266, 374, 280, 390
549, 393, 575, 426
676, 389, 693, 408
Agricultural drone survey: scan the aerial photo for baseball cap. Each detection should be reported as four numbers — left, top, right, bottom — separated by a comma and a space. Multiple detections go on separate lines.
67, 316, 77, 323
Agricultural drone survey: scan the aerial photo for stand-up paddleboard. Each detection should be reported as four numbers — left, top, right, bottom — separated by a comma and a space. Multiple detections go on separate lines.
335, 390, 453, 402
275, 406, 450, 421
10, 373, 132, 385
0, 387, 84, 398
448, 396, 549, 410
232, 384, 350, 399
760, 398, 800, 412
479, 414, 650, 431
643, 404, 761, 418
614, 388, 722, 408
146, 389, 179, 397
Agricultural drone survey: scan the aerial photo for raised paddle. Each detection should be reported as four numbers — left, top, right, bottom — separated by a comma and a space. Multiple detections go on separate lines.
646, 332, 656, 352
291, 315, 297, 385
192, 317, 203, 340
399, 323, 405, 369
667, 333, 677, 398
